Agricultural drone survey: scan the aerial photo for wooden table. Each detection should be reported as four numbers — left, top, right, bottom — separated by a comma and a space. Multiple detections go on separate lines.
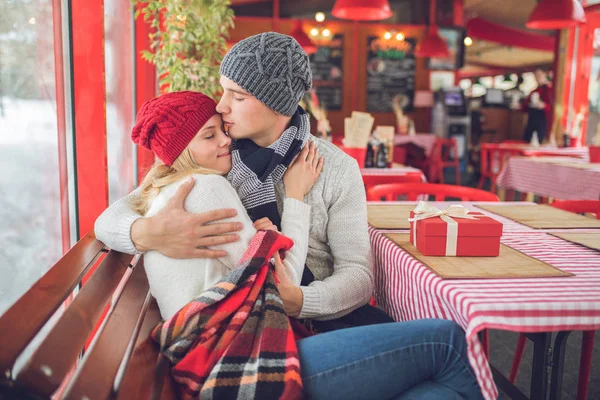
368, 201, 600, 400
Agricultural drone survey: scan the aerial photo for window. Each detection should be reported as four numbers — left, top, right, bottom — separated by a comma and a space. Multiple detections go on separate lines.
0, 0, 64, 315
105, 0, 135, 203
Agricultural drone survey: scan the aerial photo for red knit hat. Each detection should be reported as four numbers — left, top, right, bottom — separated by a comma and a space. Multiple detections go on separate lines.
131, 91, 218, 166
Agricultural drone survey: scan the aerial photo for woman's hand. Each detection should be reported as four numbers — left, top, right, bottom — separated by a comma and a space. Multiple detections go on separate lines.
272, 252, 303, 317
253, 217, 278, 232
284, 141, 324, 201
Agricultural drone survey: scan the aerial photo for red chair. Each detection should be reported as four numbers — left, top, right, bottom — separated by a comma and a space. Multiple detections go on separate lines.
509, 200, 599, 400
362, 172, 422, 194
430, 138, 461, 185
501, 140, 527, 144
478, 143, 521, 193
367, 183, 500, 202
550, 200, 600, 219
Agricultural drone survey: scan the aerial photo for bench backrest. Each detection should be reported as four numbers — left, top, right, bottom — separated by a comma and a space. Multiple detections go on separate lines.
0, 232, 176, 399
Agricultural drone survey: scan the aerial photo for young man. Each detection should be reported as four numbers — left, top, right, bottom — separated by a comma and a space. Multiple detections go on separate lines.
95, 32, 385, 327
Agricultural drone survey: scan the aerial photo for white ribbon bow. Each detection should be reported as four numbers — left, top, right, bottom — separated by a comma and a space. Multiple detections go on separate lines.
408, 201, 478, 256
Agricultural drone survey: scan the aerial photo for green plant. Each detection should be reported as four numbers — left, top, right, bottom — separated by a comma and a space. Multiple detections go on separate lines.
134, 0, 235, 99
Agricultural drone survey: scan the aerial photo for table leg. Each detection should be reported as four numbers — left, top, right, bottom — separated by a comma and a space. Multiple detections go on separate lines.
549, 331, 572, 400
491, 365, 530, 400
520, 192, 528, 201
528, 332, 552, 400
499, 188, 506, 201
525, 192, 535, 202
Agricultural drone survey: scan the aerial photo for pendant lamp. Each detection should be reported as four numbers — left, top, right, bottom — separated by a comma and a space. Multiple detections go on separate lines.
332, 0, 392, 21
526, 0, 586, 30
415, 0, 449, 58
290, 20, 317, 55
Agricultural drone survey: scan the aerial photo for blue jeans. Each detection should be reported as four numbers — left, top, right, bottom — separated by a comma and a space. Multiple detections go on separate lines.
297, 319, 484, 400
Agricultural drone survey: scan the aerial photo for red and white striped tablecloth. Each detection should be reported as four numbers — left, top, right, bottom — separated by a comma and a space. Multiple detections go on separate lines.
368, 204, 600, 400
497, 156, 600, 200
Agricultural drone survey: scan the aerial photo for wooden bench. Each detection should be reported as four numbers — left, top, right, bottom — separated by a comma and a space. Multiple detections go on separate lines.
0, 232, 177, 399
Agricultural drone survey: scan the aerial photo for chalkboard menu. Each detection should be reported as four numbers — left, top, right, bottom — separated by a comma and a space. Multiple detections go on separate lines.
309, 34, 344, 111
366, 36, 416, 113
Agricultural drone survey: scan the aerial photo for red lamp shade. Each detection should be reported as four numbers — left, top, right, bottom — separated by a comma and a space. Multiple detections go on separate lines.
526, 0, 586, 30
332, 0, 393, 21
415, 26, 450, 58
290, 21, 317, 55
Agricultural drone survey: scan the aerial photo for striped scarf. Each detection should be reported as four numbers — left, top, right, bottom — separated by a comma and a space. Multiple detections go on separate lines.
151, 230, 304, 400
227, 106, 309, 229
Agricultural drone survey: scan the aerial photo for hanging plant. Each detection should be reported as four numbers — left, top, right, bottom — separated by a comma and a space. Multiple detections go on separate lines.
134, 0, 235, 99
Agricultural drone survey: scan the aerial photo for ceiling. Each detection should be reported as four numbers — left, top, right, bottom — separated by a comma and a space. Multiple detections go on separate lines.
231, 0, 556, 72
464, 0, 539, 31
230, 0, 427, 24
463, 0, 555, 70
465, 39, 554, 70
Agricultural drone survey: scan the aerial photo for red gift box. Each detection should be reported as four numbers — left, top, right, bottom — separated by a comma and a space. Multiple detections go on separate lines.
409, 208, 503, 257
590, 146, 600, 163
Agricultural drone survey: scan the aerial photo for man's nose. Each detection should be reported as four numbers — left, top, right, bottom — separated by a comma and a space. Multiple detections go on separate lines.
216, 96, 229, 114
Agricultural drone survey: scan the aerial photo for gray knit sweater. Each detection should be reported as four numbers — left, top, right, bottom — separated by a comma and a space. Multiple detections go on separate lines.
94, 135, 373, 320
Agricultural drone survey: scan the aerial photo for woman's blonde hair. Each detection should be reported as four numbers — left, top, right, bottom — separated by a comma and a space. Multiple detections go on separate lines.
132, 147, 221, 215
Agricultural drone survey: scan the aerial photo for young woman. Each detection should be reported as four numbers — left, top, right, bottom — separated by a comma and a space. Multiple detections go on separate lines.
130, 90, 322, 320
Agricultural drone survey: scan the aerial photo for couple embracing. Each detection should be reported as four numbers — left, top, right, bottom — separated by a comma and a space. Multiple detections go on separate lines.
96, 32, 483, 400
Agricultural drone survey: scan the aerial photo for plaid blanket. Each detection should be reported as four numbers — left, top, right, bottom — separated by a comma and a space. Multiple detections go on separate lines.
151, 230, 304, 400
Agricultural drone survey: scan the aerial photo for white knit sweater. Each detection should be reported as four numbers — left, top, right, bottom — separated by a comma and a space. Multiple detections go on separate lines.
139, 174, 311, 320
94, 136, 373, 320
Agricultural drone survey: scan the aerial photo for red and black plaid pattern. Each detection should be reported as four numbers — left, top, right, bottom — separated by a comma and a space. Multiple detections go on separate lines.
151, 230, 303, 400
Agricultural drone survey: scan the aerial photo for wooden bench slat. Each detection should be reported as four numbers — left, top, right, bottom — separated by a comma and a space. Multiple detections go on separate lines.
0, 232, 104, 374
16, 250, 134, 397
116, 299, 178, 400
62, 261, 153, 399
150, 355, 178, 400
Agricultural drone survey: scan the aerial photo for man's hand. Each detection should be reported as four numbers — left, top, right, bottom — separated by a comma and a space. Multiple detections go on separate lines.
131, 177, 243, 258
272, 252, 303, 317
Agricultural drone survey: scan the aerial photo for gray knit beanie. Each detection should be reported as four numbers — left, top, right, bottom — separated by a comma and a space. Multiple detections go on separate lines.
220, 32, 313, 116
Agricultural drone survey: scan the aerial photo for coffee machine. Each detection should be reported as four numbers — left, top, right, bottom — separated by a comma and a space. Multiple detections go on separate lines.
431, 88, 471, 169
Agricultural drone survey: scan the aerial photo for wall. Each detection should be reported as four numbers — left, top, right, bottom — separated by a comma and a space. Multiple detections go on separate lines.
230, 18, 430, 138
480, 108, 527, 142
